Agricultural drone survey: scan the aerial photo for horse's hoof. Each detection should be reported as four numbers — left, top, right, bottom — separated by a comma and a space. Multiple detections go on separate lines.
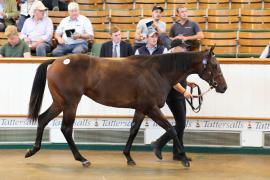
127, 160, 136, 166
82, 160, 91, 167
25, 149, 33, 158
151, 141, 162, 160
181, 159, 190, 168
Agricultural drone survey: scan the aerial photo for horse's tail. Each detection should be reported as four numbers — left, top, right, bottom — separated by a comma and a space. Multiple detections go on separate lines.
28, 59, 55, 122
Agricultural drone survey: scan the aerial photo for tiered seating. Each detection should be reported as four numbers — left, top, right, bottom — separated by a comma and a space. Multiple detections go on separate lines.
199, 0, 229, 9
201, 31, 238, 57
240, 9, 270, 30
238, 31, 270, 56
108, 9, 140, 30
105, 0, 134, 10
264, 0, 270, 8
166, 0, 198, 9
134, 0, 166, 9
109, 9, 141, 18
231, 0, 262, 9
187, 9, 207, 30
109, 17, 139, 31
207, 9, 239, 31
77, 0, 104, 10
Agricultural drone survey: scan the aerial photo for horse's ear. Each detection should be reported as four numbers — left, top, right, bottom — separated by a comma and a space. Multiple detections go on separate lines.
209, 44, 216, 54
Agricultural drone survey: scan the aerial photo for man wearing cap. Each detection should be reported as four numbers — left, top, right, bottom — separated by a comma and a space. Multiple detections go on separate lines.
52, 2, 94, 57
151, 39, 195, 162
135, 29, 167, 55
134, 5, 166, 51
20, 1, 53, 56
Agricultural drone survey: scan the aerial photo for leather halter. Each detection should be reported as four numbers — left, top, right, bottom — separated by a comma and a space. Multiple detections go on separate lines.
186, 54, 218, 113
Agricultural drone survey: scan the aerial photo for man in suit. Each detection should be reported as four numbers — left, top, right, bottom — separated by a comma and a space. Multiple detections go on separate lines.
100, 26, 134, 58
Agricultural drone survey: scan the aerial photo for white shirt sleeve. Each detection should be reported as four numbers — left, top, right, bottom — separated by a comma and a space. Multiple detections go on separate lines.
40, 18, 54, 42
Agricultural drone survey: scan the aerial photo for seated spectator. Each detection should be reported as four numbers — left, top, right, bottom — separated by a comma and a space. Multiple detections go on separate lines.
134, 5, 166, 51
0, 25, 30, 57
20, 1, 53, 56
100, 26, 133, 58
52, 2, 94, 57
135, 29, 168, 55
17, 0, 37, 31
0, 0, 19, 32
260, 44, 270, 58
160, 5, 204, 50
42, 0, 68, 11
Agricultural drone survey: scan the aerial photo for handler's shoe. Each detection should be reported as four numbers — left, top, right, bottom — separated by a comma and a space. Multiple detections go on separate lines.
173, 153, 192, 161
151, 141, 163, 160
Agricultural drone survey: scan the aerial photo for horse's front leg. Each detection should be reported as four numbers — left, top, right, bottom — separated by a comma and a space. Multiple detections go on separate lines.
123, 110, 145, 165
146, 106, 190, 168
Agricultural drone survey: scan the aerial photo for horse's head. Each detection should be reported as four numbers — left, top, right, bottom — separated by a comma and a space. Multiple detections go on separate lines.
198, 46, 227, 93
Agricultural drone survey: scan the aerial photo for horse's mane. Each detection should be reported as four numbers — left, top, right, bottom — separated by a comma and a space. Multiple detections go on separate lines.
128, 50, 207, 73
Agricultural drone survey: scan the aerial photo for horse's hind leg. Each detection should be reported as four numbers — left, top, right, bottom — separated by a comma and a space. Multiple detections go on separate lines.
25, 102, 62, 158
146, 106, 190, 168
123, 110, 145, 165
61, 105, 90, 167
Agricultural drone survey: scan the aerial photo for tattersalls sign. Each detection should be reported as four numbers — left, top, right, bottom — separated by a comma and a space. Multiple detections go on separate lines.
0, 117, 270, 131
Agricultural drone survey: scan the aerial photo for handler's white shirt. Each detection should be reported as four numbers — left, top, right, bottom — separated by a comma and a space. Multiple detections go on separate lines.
56, 15, 94, 45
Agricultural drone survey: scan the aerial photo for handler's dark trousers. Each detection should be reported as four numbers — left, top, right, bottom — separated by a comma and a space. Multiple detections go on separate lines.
155, 87, 187, 155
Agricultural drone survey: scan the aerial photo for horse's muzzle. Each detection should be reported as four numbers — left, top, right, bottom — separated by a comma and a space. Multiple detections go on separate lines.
216, 85, 227, 93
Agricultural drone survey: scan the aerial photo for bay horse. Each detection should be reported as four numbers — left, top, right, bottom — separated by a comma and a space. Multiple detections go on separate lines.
25, 46, 227, 168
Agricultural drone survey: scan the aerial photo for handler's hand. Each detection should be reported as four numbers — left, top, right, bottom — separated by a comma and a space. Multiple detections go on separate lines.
184, 90, 193, 99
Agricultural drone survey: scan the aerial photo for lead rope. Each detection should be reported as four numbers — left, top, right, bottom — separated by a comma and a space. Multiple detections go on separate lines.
186, 84, 214, 113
